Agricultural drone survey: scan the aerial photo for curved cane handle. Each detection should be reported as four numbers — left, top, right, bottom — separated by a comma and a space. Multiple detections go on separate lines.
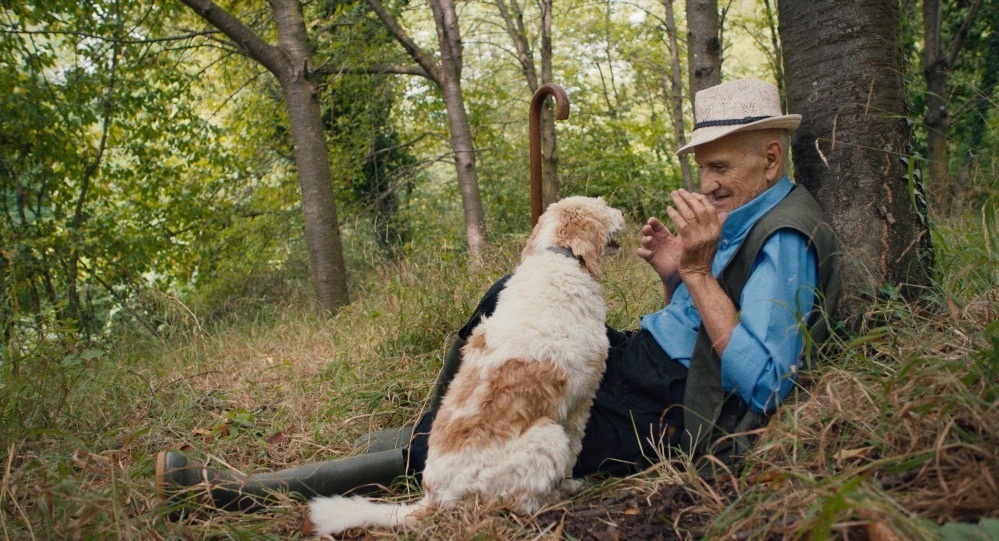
530, 84, 570, 226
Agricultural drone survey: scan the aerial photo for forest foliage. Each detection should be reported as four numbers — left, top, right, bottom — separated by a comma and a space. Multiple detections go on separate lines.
3, 0, 994, 348
0, 0, 996, 536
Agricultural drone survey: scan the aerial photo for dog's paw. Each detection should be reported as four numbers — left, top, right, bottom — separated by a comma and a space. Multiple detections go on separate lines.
555, 478, 586, 498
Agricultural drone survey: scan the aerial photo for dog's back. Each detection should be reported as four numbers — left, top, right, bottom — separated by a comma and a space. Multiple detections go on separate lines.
422, 250, 609, 512
307, 197, 623, 536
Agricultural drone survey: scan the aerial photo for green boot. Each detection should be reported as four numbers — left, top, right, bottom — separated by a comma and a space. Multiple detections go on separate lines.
429, 334, 467, 412
156, 448, 406, 512
352, 335, 468, 454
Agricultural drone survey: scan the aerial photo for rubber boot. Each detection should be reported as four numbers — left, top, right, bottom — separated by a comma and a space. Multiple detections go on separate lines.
428, 334, 467, 412
156, 448, 406, 513
352, 334, 467, 454
353, 277, 511, 454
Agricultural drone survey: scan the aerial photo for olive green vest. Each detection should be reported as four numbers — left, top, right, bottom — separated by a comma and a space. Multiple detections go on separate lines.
680, 184, 842, 468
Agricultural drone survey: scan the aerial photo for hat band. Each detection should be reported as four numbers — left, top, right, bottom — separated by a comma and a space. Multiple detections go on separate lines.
694, 115, 772, 130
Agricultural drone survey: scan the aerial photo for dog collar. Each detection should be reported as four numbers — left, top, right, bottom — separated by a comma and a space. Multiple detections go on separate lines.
546, 246, 578, 260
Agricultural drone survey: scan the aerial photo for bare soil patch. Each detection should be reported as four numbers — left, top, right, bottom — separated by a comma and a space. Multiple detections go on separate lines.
538, 483, 714, 541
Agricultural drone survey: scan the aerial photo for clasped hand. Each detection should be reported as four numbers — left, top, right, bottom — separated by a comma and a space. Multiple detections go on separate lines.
637, 189, 728, 291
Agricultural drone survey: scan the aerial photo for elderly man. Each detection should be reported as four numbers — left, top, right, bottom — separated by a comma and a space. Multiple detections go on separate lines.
157, 79, 839, 510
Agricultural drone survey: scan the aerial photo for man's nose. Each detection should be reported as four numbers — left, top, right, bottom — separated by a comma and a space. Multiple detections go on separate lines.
699, 174, 717, 194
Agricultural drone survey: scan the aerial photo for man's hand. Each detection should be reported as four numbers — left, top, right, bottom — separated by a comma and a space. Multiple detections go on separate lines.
637, 216, 683, 299
665, 189, 728, 278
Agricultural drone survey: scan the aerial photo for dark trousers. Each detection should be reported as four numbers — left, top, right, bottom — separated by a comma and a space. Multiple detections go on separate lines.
407, 276, 687, 478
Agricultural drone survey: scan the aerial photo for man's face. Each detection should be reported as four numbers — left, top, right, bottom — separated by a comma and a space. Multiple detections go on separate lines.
693, 131, 782, 215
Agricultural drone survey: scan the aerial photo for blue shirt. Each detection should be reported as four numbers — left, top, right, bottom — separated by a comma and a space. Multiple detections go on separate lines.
640, 177, 818, 413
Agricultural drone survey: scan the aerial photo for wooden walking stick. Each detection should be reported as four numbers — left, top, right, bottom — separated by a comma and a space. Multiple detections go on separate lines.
529, 84, 570, 226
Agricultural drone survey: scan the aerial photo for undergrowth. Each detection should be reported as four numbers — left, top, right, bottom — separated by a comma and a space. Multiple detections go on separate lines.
1, 210, 996, 539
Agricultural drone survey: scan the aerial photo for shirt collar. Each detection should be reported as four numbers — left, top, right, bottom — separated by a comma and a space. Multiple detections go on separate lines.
720, 176, 793, 242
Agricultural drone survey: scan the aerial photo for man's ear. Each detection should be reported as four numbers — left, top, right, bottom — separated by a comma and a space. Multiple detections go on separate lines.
764, 140, 783, 181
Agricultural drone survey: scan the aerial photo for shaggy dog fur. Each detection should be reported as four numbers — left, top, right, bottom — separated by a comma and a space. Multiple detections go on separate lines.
305, 196, 625, 537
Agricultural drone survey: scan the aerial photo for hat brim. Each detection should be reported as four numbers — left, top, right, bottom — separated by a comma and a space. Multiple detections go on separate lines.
676, 114, 801, 156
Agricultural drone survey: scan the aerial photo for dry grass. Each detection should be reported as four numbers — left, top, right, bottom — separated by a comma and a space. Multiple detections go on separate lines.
703, 301, 997, 540
2, 214, 996, 540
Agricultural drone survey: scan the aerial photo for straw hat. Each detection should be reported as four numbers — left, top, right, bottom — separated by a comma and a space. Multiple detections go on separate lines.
676, 79, 801, 156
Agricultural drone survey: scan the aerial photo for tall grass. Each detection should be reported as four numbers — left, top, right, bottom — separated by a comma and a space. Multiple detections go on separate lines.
677, 207, 998, 540
1, 204, 995, 539
0, 223, 658, 539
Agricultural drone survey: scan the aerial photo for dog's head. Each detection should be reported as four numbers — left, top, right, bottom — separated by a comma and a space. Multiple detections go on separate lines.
522, 196, 626, 280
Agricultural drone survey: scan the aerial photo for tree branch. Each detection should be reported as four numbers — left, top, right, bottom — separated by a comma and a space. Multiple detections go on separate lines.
427, 0, 464, 76
0, 27, 222, 44
365, 132, 433, 160
364, 0, 442, 82
178, 0, 286, 76
75, 42, 119, 230
946, 0, 983, 68
494, 0, 538, 89
317, 64, 432, 78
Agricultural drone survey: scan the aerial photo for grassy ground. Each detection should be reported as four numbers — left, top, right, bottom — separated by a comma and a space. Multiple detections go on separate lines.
1, 213, 996, 540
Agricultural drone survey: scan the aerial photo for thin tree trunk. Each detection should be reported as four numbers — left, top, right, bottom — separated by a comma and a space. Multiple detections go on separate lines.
762, 0, 785, 105
922, 0, 983, 195
271, 0, 350, 312
779, 0, 932, 324
965, 5, 998, 160
438, 75, 488, 256
280, 76, 350, 311
181, 0, 350, 313
65, 40, 119, 333
367, 0, 488, 258
662, 0, 694, 190
685, 0, 721, 107
595, 1, 629, 151
922, 0, 949, 192
430, 0, 487, 257
494, 0, 559, 207
538, 0, 558, 207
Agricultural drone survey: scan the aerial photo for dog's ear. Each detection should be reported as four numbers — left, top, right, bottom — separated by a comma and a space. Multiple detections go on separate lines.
558, 207, 606, 280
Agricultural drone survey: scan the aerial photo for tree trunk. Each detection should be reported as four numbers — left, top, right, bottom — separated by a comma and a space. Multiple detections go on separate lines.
662, 0, 694, 191
685, 0, 721, 106
271, 0, 350, 312
922, 0, 983, 196
279, 76, 350, 311
438, 75, 488, 256
182, 0, 350, 313
779, 0, 932, 324
965, 5, 998, 159
922, 0, 950, 192
495, 0, 560, 208
430, 0, 487, 257
762, 0, 785, 105
539, 0, 559, 207
367, 0, 488, 258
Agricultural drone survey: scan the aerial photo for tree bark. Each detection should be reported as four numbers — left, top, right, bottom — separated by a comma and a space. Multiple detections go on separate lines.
366, 0, 488, 258
429, 0, 487, 257
662, 0, 694, 190
762, 0, 785, 105
922, 0, 949, 193
922, 0, 983, 193
180, 0, 350, 313
779, 0, 932, 324
438, 74, 488, 256
494, 0, 560, 207
538, 0, 559, 207
685, 0, 721, 107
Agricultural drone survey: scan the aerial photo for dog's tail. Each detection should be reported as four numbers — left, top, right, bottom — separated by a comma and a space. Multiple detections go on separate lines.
304, 495, 428, 536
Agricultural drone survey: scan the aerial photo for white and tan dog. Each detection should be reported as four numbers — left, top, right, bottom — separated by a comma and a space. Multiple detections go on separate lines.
306, 196, 625, 536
